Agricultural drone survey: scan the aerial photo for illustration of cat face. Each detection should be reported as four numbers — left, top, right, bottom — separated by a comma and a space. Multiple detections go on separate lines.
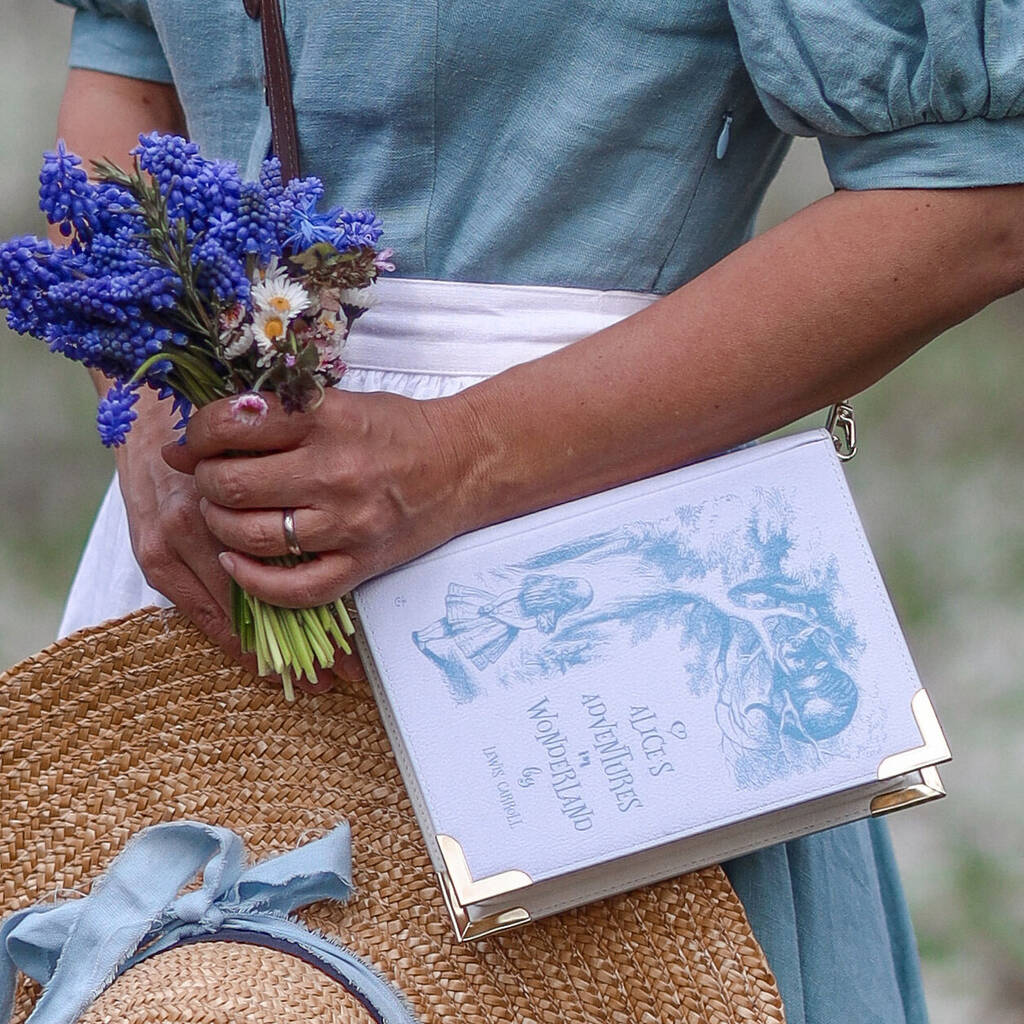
771, 630, 858, 742
776, 664, 858, 741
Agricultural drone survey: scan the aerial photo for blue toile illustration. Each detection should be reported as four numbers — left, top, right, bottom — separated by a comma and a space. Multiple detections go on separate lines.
411, 489, 865, 786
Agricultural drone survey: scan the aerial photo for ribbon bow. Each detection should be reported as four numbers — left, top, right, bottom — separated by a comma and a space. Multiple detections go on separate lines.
0, 821, 417, 1024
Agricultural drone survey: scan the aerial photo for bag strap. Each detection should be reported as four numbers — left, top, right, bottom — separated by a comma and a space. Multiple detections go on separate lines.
243, 0, 301, 182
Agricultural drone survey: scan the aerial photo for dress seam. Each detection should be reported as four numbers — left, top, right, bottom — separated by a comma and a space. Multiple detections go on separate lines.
422, 0, 441, 277
651, 116, 718, 292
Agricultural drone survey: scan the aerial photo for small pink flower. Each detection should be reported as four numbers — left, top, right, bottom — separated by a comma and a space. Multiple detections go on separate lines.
230, 392, 268, 425
374, 248, 396, 273
319, 357, 347, 381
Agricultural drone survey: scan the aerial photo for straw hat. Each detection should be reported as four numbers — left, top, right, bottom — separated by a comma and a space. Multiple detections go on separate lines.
1, 607, 785, 1024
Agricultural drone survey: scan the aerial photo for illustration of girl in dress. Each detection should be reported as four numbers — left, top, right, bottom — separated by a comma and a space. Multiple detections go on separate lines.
412, 574, 593, 693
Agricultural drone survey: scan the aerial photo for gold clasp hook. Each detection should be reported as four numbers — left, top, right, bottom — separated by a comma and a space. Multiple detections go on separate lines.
826, 401, 857, 461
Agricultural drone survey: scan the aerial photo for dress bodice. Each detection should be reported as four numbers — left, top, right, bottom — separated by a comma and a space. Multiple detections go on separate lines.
59, 0, 1024, 293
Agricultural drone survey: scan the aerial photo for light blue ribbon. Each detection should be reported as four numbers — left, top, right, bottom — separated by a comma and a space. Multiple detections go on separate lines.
0, 821, 418, 1024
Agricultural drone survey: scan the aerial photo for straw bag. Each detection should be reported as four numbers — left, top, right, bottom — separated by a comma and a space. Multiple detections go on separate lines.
0, 608, 785, 1023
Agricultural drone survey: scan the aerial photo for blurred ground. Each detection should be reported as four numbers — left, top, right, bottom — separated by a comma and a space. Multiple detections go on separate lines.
1, 2, 1022, 1020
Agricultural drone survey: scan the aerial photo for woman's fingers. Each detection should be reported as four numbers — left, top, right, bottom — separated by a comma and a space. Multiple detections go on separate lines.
162, 532, 345, 695
334, 650, 367, 683
293, 664, 343, 693
162, 395, 311, 475
200, 502, 338, 557
219, 549, 363, 608
167, 510, 235, 616
167, 388, 468, 615
194, 394, 311, 459
191, 449, 317, 509
148, 547, 234, 638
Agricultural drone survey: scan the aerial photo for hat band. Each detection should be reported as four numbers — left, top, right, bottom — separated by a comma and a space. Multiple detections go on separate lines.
0, 821, 418, 1024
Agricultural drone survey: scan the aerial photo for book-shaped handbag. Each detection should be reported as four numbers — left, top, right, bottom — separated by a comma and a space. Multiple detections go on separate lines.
352, 428, 950, 941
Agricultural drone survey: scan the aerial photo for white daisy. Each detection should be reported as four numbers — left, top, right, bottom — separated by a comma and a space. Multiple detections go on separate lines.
303, 310, 345, 365
251, 273, 310, 321
219, 302, 246, 331
254, 255, 287, 285
315, 309, 347, 341
252, 308, 290, 361
336, 286, 378, 311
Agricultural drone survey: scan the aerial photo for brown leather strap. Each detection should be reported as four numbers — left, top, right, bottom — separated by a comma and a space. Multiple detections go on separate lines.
245, 0, 301, 181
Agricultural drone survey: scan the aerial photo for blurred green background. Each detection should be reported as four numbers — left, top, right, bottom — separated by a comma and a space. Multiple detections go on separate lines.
1, 1, 1021, 1019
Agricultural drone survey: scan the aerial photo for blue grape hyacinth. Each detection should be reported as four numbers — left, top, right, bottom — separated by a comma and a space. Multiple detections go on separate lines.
38, 141, 98, 241
1, 132, 385, 452
96, 381, 140, 447
2, 132, 388, 696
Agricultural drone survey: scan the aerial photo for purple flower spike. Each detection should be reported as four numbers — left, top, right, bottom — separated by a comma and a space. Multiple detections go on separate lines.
97, 382, 140, 446
39, 140, 98, 241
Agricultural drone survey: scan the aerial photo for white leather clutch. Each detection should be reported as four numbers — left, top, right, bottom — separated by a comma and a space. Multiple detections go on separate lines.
352, 428, 950, 941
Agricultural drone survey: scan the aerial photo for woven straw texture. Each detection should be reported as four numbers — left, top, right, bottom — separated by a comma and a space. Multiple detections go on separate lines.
84, 943, 377, 1024
1, 607, 786, 1024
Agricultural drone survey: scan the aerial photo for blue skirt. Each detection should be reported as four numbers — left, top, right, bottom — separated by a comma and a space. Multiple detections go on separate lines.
725, 818, 928, 1023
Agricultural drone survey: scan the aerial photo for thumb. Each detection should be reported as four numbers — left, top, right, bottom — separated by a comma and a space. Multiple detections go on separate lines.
162, 438, 199, 474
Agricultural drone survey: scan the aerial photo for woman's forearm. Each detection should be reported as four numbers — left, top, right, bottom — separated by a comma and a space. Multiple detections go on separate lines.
171, 179, 1021, 611
446, 185, 1024, 531
56, 68, 186, 173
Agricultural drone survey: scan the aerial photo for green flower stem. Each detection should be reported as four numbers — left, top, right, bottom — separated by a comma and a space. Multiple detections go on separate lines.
232, 581, 253, 653
312, 603, 339, 643
257, 602, 291, 698
315, 604, 347, 649
296, 608, 335, 667
230, 576, 358, 701
251, 599, 270, 677
334, 599, 356, 638
131, 349, 228, 408
272, 603, 316, 683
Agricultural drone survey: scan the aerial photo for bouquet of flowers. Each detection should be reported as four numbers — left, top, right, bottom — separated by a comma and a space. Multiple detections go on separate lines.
0, 133, 394, 699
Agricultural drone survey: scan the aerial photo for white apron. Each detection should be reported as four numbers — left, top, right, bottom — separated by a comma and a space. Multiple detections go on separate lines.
59, 278, 655, 637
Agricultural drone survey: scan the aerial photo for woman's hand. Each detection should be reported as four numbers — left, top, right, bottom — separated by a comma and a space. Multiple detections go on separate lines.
118, 391, 361, 691
115, 396, 236, 642
163, 389, 472, 608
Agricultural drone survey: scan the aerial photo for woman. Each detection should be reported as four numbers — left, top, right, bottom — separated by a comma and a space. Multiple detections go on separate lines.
52, 1, 1024, 1020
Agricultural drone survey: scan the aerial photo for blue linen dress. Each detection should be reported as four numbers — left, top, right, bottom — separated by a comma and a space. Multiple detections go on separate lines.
53, 2, 1024, 1020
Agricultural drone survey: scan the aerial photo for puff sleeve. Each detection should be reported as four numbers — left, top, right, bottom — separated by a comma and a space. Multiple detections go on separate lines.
728, 0, 1024, 189
55, 1, 173, 85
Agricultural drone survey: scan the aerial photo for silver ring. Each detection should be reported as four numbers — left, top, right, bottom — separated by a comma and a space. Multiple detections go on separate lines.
282, 509, 303, 557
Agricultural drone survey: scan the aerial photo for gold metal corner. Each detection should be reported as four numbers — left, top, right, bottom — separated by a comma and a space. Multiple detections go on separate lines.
870, 765, 946, 817
435, 834, 533, 904
438, 870, 532, 941
434, 834, 534, 942
876, 689, 952, 781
